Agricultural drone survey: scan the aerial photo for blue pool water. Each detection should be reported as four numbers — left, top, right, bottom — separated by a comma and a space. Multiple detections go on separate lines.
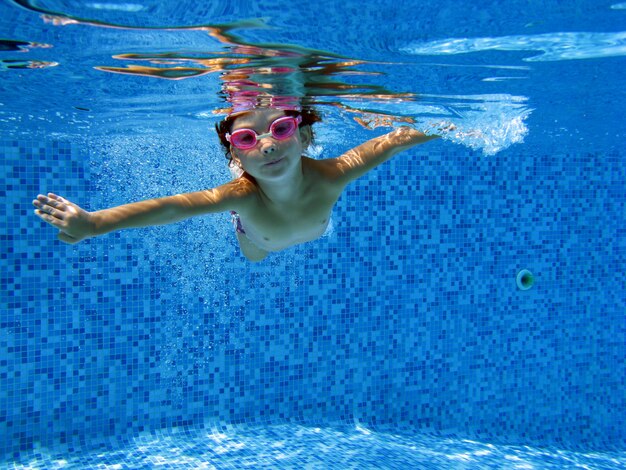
1, 0, 625, 468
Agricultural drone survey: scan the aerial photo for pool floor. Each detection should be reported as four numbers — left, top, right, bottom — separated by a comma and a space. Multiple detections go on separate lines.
4, 423, 625, 469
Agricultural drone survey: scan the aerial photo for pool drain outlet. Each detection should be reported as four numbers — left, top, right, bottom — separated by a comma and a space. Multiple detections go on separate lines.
516, 269, 535, 290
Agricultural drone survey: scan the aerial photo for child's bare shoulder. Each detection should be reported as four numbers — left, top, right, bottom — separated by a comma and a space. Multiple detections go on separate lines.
201, 174, 260, 212
303, 155, 351, 190
304, 156, 342, 178
229, 174, 264, 199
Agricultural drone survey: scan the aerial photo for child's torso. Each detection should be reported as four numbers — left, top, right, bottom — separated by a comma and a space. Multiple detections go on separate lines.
237, 159, 341, 251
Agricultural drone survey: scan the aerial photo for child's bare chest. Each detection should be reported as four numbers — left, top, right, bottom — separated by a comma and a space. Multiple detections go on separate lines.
241, 195, 335, 251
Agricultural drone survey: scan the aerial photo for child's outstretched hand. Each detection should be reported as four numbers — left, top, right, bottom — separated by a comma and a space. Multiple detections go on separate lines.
33, 193, 94, 244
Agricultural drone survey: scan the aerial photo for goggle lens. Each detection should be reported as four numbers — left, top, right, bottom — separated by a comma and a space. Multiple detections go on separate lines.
233, 132, 255, 148
227, 115, 302, 150
272, 119, 296, 138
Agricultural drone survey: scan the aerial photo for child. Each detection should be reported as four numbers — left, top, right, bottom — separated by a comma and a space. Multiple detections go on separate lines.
33, 106, 442, 262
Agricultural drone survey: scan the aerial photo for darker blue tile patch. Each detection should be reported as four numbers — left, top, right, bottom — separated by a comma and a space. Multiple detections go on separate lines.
1, 138, 625, 465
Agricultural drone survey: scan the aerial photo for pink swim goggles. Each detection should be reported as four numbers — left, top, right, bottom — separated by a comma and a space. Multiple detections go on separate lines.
226, 115, 302, 150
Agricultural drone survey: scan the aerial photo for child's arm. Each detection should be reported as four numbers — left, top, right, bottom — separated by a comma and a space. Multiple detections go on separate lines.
328, 127, 439, 187
33, 184, 244, 244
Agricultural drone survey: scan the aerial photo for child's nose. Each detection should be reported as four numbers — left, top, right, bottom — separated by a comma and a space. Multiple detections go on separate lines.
261, 142, 276, 155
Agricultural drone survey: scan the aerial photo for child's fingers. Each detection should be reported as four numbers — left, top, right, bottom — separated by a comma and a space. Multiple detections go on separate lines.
49, 194, 76, 211
34, 209, 64, 228
34, 194, 68, 213
33, 200, 63, 219
48, 193, 72, 205
48, 193, 66, 203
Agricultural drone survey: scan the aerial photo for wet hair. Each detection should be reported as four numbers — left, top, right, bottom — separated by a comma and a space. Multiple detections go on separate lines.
215, 108, 322, 162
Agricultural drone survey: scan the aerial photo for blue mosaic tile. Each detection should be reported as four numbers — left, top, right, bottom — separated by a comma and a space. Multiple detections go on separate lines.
1, 136, 625, 467
3, 423, 626, 469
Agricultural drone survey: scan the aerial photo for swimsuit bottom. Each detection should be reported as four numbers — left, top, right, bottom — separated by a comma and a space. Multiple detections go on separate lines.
230, 211, 246, 234
230, 211, 334, 239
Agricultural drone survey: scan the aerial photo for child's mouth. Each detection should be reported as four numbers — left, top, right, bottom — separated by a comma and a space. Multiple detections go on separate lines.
265, 158, 284, 166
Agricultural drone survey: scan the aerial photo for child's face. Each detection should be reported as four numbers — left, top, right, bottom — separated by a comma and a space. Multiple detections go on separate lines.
229, 109, 309, 181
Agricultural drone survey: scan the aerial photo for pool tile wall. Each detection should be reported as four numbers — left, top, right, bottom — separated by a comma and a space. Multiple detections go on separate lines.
1, 137, 624, 459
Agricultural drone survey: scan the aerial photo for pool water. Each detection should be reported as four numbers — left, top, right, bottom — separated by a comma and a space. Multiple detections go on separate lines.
1, 0, 625, 468
8, 423, 626, 469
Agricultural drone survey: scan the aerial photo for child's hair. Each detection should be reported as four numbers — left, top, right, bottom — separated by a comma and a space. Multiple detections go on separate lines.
215, 108, 322, 162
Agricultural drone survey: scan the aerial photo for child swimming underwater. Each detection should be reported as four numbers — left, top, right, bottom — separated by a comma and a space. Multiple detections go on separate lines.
33, 106, 444, 262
